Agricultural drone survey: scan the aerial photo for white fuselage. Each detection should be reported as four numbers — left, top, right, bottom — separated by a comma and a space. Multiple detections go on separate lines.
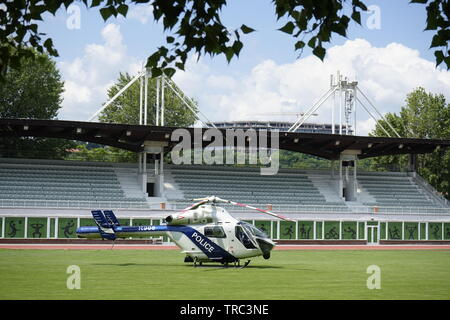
165, 205, 275, 262
77, 204, 276, 263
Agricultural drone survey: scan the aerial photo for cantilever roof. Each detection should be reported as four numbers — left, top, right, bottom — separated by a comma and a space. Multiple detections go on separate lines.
1, 118, 449, 160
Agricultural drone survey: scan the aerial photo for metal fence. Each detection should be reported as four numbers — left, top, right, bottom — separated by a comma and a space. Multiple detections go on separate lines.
0, 199, 162, 209
169, 201, 450, 215
1, 198, 449, 216
1, 215, 449, 242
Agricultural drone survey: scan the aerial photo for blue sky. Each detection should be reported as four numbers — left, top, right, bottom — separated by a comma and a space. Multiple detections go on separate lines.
36, 1, 450, 135
42, 0, 435, 69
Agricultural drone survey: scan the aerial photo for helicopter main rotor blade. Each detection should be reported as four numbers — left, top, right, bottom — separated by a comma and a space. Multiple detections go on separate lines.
230, 201, 295, 222
212, 197, 295, 222
181, 199, 209, 212
185, 196, 294, 222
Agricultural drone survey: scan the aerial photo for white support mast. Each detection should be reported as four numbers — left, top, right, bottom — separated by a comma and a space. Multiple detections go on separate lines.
156, 77, 160, 126
287, 71, 401, 203
86, 65, 217, 202
88, 70, 145, 122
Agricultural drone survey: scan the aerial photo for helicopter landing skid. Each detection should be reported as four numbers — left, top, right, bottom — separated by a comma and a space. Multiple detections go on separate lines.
193, 258, 251, 269
238, 260, 251, 269
224, 259, 251, 269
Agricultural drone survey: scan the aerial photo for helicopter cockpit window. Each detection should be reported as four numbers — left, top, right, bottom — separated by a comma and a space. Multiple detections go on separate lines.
240, 222, 268, 239
235, 225, 257, 249
204, 226, 226, 238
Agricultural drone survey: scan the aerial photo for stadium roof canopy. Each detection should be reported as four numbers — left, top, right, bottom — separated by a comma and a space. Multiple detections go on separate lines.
1, 118, 450, 160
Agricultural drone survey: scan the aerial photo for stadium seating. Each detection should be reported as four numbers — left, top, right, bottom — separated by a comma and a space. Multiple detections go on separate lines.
357, 171, 441, 208
167, 165, 345, 207
0, 159, 148, 207
166, 165, 448, 212
0, 159, 446, 212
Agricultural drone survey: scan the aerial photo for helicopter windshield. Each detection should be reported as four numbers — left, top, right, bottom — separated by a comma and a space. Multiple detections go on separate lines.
235, 224, 257, 249
240, 222, 269, 239
239, 221, 269, 238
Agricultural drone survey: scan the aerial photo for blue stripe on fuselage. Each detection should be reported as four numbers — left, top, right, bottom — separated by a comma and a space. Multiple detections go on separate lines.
169, 225, 236, 262
76, 224, 236, 262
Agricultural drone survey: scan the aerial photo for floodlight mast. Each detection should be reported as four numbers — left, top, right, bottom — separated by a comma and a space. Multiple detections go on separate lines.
86, 66, 217, 200
87, 67, 215, 128
287, 71, 399, 138
88, 70, 145, 122
287, 71, 402, 203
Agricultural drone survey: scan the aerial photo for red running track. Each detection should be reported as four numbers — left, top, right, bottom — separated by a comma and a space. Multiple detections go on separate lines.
1, 244, 450, 250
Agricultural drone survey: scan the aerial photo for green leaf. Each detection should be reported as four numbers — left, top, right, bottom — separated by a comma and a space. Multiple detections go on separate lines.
278, 21, 295, 34
430, 34, 446, 48
117, 4, 128, 17
43, 38, 58, 56
352, 0, 368, 11
146, 52, 161, 68
151, 67, 162, 78
166, 36, 175, 44
29, 24, 38, 33
100, 7, 113, 21
175, 62, 185, 71
240, 24, 255, 34
225, 47, 234, 63
313, 46, 326, 61
331, 22, 347, 37
443, 56, 450, 69
232, 40, 243, 56
295, 41, 305, 50
163, 67, 176, 78
307, 37, 317, 48
43, 38, 53, 50
90, 0, 101, 8
351, 11, 361, 24
434, 50, 444, 66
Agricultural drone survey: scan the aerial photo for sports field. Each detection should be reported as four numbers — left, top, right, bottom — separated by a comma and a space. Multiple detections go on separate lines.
0, 248, 449, 300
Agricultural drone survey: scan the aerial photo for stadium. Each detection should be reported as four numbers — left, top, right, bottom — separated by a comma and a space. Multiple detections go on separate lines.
1, 68, 450, 301
3, 0, 450, 305
1, 72, 449, 247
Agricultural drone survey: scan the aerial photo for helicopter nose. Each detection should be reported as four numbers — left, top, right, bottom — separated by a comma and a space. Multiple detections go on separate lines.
165, 215, 173, 223
256, 238, 275, 259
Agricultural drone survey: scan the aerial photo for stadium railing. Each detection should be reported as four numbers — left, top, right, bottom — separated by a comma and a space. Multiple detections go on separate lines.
0, 199, 448, 215
168, 202, 450, 215
0, 199, 162, 209
410, 172, 449, 207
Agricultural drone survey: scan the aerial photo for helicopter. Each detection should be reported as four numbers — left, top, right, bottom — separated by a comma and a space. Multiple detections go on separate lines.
76, 196, 294, 268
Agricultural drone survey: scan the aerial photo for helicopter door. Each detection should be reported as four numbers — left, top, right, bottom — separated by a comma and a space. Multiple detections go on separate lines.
235, 225, 257, 249
222, 223, 236, 255
203, 225, 227, 249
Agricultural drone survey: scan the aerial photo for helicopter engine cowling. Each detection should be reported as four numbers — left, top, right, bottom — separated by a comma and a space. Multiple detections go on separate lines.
165, 208, 214, 225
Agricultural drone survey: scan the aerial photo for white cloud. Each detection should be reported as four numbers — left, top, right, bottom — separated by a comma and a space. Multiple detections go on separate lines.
173, 38, 450, 136
58, 23, 142, 120
357, 118, 377, 136
59, 35, 450, 137
128, 4, 154, 24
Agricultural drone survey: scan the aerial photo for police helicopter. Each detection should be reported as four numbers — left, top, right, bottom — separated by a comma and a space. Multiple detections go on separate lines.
76, 196, 294, 268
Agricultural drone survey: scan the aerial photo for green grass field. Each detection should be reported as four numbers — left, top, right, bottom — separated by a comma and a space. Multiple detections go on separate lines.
0, 249, 449, 300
